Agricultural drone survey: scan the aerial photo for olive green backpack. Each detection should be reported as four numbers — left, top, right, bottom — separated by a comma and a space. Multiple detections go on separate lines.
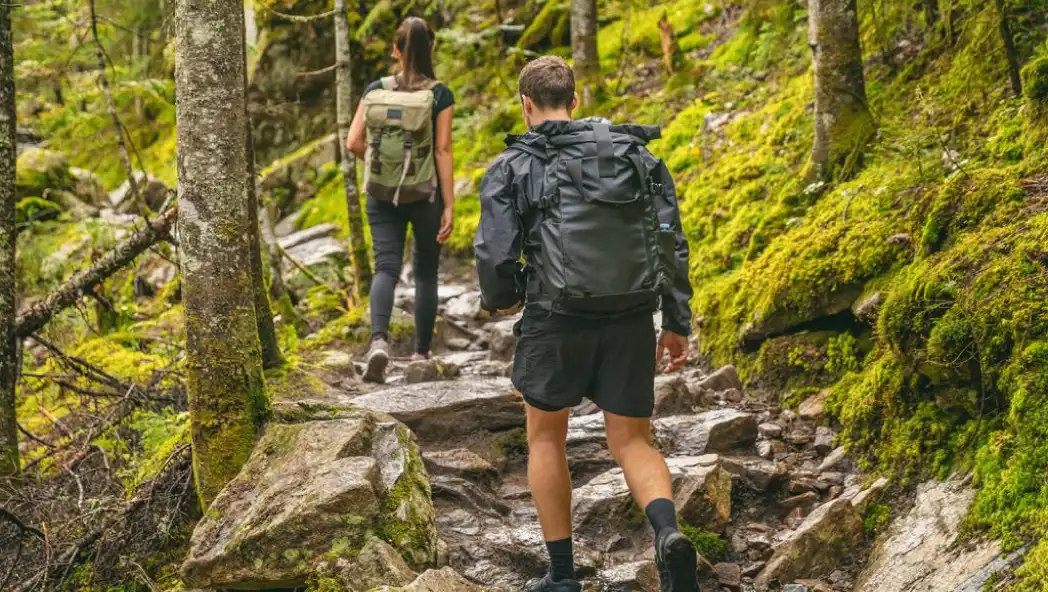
362, 76, 439, 205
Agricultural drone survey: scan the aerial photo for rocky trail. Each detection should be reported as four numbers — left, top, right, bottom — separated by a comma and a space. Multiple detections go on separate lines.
177, 229, 1019, 592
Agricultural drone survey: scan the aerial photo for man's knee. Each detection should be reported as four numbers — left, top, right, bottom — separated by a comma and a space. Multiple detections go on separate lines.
526, 403, 570, 447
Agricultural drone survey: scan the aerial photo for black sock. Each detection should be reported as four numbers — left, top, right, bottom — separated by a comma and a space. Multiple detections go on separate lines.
546, 537, 575, 582
645, 498, 679, 539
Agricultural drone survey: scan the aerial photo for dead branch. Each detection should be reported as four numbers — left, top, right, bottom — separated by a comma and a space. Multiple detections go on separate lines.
259, 2, 335, 22
0, 507, 46, 541
88, 0, 145, 215
15, 208, 177, 339
297, 63, 338, 78
275, 242, 338, 293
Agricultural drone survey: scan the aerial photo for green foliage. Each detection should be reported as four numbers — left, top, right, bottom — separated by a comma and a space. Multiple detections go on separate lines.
679, 523, 728, 562
863, 502, 891, 536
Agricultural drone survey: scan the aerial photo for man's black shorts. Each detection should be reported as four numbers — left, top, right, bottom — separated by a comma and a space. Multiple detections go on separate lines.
511, 307, 656, 418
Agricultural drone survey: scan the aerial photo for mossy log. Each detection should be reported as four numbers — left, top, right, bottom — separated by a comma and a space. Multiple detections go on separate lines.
175, 0, 269, 509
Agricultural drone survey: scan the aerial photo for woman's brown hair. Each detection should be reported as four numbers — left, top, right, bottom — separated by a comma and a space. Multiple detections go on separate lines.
395, 17, 436, 89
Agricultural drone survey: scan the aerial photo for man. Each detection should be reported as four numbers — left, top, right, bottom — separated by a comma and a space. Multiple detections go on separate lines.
474, 56, 699, 592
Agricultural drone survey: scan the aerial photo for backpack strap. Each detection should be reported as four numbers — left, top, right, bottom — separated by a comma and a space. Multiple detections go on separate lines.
592, 124, 616, 178
380, 76, 397, 90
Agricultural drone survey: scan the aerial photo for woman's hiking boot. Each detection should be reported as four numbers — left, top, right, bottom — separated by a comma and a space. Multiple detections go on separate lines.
655, 530, 700, 592
363, 338, 390, 383
525, 575, 582, 592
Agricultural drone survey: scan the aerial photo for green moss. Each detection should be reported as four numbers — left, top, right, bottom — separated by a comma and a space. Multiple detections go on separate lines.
862, 502, 891, 536
679, 523, 728, 562
15, 196, 63, 226
374, 424, 438, 570
516, 1, 568, 50
15, 148, 76, 198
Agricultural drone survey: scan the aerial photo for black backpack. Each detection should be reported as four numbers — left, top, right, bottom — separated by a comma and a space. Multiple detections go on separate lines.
512, 122, 677, 314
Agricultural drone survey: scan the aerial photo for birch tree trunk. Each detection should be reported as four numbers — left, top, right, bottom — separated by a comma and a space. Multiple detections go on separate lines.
242, 17, 284, 369
334, 0, 372, 301
570, 0, 600, 106
175, 0, 269, 508
0, 0, 18, 478
808, 0, 874, 182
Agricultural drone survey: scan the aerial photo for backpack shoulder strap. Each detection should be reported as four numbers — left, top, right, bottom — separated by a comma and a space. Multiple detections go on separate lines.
380, 76, 398, 91
505, 142, 547, 161
592, 123, 616, 178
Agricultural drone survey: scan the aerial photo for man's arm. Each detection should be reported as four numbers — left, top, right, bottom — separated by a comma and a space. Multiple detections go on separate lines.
653, 160, 693, 336
474, 156, 525, 312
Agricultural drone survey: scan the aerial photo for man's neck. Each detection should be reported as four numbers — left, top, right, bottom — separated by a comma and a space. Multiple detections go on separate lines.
529, 109, 573, 129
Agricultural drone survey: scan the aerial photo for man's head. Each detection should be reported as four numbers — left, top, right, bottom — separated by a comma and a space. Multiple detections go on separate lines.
518, 56, 578, 128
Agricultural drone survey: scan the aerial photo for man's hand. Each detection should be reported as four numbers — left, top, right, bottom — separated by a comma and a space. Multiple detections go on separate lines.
495, 301, 523, 317
656, 331, 689, 374
437, 207, 454, 244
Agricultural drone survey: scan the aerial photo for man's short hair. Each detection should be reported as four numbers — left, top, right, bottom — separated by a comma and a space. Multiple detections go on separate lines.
519, 56, 576, 110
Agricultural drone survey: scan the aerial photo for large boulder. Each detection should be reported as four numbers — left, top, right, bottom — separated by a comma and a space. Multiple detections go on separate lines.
755, 498, 864, 586
350, 378, 525, 440
573, 456, 732, 538
181, 412, 439, 589
15, 148, 76, 198
854, 476, 1025, 592
655, 410, 758, 455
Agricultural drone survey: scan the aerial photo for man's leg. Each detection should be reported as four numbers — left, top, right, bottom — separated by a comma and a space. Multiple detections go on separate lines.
526, 403, 575, 582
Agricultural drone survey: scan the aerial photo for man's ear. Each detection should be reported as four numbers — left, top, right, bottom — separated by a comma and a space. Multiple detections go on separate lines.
521, 95, 534, 125
569, 92, 579, 114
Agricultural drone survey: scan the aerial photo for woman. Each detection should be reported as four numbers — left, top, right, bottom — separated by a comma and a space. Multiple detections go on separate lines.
347, 17, 455, 383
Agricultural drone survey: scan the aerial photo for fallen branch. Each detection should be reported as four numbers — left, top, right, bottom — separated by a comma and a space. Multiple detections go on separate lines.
275, 242, 338, 293
15, 208, 177, 339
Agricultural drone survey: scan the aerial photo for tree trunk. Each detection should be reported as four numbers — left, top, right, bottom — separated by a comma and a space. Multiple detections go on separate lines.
808, 0, 875, 182
334, 0, 373, 301
0, 0, 18, 478
175, 0, 269, 509
658, 12, 679, 75
570, 0, 600, 106
994, 0, 1022, 96
242, 17, 284, 370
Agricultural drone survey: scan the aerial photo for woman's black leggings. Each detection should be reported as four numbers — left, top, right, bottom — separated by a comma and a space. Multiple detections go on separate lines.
366, 195, 442, 354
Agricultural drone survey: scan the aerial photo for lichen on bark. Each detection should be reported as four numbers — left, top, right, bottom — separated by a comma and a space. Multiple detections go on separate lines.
807, 0, 875, 182
570, 0, 601, 106
175, 0, 270, 508
0, 0, 18, 477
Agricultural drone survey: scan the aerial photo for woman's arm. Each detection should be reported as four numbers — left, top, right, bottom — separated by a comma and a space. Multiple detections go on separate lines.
347, 100, 367, 159
435, 106, 455, 243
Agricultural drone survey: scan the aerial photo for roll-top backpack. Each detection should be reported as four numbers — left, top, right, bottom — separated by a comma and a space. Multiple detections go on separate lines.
362, 76, 439, 205
512, 122, 677, 314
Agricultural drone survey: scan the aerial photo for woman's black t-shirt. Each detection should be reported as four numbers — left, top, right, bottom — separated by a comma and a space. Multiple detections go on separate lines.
362, 78, 455, 131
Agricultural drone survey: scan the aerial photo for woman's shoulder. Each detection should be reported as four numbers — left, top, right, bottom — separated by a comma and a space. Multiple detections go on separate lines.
432, 82, 454, 108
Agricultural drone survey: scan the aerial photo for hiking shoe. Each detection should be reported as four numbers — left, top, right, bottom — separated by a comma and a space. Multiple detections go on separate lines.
363, 338, 390, 383
655, 530, 700, 592
525, 575, 582, 592
411, 352, 430, 361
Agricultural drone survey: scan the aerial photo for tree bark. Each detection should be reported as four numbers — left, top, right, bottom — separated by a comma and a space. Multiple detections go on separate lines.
334, 0, 373, 301
994, 0, 1023, 96
0, 0, 18, 478
808, 0, 875, 182
175, 0, 269, 509
15, 208, 176, 339
658, 12, 679, 75
242, 15, 284, 370
570, 0, 600, 106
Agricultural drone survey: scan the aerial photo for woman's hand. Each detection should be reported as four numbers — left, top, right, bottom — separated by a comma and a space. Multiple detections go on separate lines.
437, 206, 454, 244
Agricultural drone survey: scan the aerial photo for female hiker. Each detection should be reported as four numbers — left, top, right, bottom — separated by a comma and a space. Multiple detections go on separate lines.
346, 16, 456, 382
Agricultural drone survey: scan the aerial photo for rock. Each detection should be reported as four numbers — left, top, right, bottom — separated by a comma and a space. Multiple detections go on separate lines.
15, 148, 76, 198
780, 491, 819, 509
586, 561, 659, 591
758, 422, 783, 439
817, 447, 848, 472
854, 475, 1025, 592
781, 585, 810, 592
798, 390, 829, 419
487, 319, 518, 361
696, 365, 743, 392
332, 536, 418, 590
274, 210, 305, 237
742, 562, 766, 577
655, 409, 758, 455
573, 457, 732, 536
423, 449, 498, 483
722, 388, 744, 403
852, 292, 883, 322
405, 359, 459, 384
109, 171, 170, 213
755, 498, 864, 586
181, 413, 439, 588
841, 476, 889, 514
566, 413, 615, 474
277, 222, 339, 249
714, 563, 742, 589
720, 456, 786, 490
438, 285, 469, 302
370, 567, 496, 591
795, 580, 833, 592
68, 167, 108, 206
446, 337, 472, 351
351, 378, 524, 440
757, 440, 774, 459
317, 350, 356, 376
652, 375, 694, 415
813, 426, 835, 455
445, 291, 484, 320
284, 236, 347, 268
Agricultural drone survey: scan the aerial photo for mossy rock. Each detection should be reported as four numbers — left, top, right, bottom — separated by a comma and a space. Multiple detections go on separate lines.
181, 413, 439, 588
15, 196, 63, 226
15, 148, 77, 199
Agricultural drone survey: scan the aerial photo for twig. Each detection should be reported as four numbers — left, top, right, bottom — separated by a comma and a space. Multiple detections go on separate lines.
259, 2, 335, 22
88, 0, 146, 217
275, 242, 338, 293
297, 63, 338, 77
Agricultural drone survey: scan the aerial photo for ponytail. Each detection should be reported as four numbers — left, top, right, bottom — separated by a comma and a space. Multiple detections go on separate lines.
395, 17, 436, 89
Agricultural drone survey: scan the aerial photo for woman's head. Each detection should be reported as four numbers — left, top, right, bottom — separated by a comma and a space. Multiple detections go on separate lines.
393, 17, 436, 87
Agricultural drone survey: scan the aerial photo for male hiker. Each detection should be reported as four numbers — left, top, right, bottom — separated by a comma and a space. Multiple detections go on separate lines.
474, 56, 699, 592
